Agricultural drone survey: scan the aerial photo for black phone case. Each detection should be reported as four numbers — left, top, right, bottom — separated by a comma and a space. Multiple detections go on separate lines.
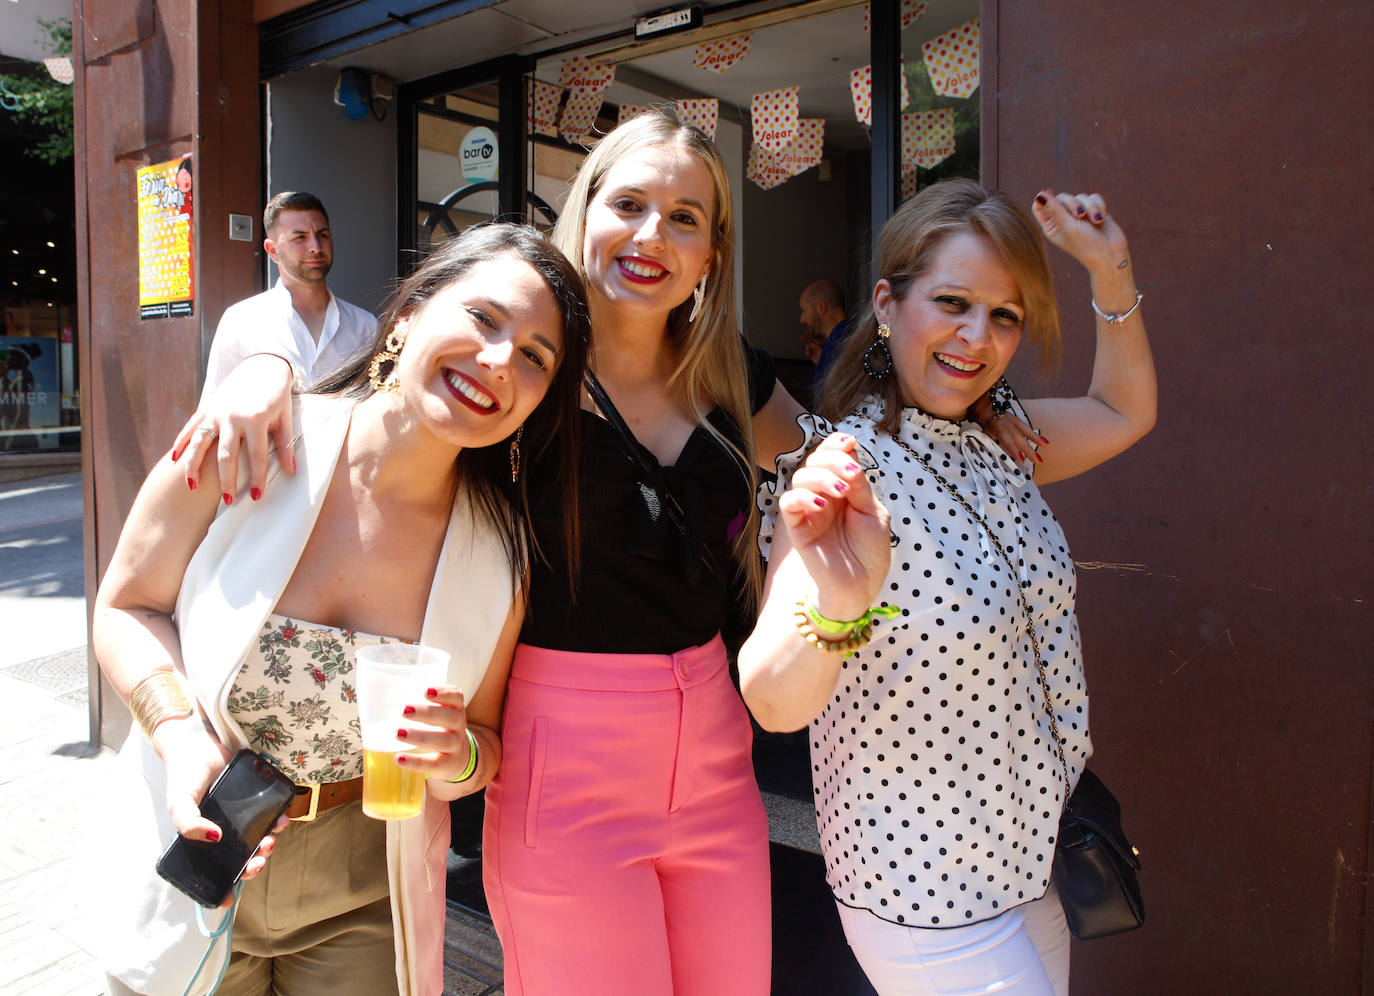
155, 749, 297, 908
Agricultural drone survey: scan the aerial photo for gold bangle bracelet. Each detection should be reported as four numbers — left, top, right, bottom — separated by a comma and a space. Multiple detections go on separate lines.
129, 671, 193, 739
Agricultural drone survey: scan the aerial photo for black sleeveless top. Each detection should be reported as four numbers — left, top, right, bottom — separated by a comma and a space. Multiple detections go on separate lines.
520, 348, 776, 654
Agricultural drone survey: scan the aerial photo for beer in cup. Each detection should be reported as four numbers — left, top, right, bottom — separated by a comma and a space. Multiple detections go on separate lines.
355, 644, 449, 820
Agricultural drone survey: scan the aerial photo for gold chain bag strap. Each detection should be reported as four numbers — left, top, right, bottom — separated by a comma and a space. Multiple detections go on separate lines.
865, 417, 1144, 939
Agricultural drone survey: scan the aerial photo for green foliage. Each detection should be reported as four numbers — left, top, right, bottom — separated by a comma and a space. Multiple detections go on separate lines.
0, 18, 74, 165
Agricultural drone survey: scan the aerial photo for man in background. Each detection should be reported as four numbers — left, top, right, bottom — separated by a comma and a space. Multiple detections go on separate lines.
798, 278, 852, 395
201, 191, 377, 400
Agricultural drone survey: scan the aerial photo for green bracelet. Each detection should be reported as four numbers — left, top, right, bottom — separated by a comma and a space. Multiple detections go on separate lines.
446, 729, 480, 784
803, 595, 901, 636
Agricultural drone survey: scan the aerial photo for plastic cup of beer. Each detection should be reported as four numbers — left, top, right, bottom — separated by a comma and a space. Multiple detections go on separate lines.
355, 643, 449, 821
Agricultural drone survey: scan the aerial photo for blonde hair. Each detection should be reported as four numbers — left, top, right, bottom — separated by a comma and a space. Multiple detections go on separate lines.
552, 107, 761, 605
820, 179, 1060, 435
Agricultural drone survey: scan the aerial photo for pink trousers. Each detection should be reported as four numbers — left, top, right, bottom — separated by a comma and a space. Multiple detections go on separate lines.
483, 635, 772, 996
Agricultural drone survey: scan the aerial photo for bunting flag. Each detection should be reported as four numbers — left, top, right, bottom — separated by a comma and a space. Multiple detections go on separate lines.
675, 98, 720, 140
922, 18, 980, 98
558, 56, 616, 142
863, 0, 928, 32
528, 79, 563, 133
694, 33, 753, 73
900, 108, 956, 168
901, 168, 921, 201
617, 104, 651, 127
746, 143, 791, 190
751, 86, 800, 154
774, 118, 826, 176
616, 99, 719, 140
746, 119, 827, 190
848, 64, 911, 127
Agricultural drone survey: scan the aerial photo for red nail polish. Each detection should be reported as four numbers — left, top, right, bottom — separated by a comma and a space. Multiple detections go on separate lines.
844, 463, 860, 474
206, 829, 220, 842
1034, 194, 1048, 206
222, 493, 233, 506
396, 729, 408, 739
813, 496, 828, 508
1035, 451, 1044, 463
426, 688, 438, 698
396, 755, 407, 764
402, 705, 415, 716
834, 481, 849, 494
170, 449, 179, 462
1038, 435, 1050, 445
187, 479, 197, 492
1018, 451, 1026, 462
251, 487, 262, 501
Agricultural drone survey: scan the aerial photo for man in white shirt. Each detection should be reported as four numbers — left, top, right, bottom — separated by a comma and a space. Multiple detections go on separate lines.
200, 191, 378, 401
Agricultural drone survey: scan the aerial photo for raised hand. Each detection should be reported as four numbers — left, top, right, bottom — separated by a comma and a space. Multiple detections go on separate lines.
1031, 189, 1130, 277
776, 432, 891, 623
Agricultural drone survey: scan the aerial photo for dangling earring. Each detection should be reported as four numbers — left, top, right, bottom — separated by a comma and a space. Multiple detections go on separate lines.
368, 329, 406, 393
509, 426, 523, 483
863, 324, 894, 379
688, 272, 708, 324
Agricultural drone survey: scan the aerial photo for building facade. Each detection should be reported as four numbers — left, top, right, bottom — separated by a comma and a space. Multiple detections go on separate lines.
74, 0, 1374, 991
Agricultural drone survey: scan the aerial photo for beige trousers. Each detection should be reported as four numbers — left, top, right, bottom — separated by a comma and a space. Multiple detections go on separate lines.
109, 800, 398, 996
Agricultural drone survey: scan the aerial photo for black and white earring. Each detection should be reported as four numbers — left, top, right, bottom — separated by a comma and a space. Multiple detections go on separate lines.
688, 273, 708, 324
368, 329, 407, 393
863, 324, 894, 379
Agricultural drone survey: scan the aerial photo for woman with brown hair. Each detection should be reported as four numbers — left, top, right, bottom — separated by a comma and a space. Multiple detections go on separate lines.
95, 224, 588, 995
740, 179, 1156, 995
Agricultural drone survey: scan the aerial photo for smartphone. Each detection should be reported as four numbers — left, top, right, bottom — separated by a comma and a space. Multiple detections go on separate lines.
156, 749, 297, 908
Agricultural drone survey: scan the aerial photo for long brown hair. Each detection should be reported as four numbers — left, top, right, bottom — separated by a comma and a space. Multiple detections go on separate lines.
820, 179, 1060, 435
552, 107, 762, 605
316, 223, 589, 586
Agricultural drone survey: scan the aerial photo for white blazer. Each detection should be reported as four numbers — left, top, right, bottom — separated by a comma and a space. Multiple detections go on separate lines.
97, 395, 516, 995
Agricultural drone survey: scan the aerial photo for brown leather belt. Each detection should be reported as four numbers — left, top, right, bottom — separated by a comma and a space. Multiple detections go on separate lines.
284, 777, 364, 822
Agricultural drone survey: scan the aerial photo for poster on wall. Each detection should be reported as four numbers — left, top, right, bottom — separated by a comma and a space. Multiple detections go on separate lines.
137, 155, 195, 320
1, 337, 60, 450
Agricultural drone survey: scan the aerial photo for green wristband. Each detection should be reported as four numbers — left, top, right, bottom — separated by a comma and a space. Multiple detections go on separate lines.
446, 729, 479, 784
804, 596, 901, 636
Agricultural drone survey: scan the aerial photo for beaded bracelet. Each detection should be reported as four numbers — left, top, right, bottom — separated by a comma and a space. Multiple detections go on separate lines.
445, 729, 480, 784
793, 597, 901, 655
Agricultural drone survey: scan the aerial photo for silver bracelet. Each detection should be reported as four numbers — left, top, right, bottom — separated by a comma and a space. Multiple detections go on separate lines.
1090, 289, 1143, 325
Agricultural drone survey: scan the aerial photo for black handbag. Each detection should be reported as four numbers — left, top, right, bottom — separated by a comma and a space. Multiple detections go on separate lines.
1053, 769, 1145, 940
867, 417, 1146, 941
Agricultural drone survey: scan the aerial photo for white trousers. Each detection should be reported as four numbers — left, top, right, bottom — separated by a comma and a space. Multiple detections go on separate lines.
836, 883, 1070, 996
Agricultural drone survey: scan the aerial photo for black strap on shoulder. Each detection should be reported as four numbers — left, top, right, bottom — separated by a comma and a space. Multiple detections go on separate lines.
584, 370, 727, 585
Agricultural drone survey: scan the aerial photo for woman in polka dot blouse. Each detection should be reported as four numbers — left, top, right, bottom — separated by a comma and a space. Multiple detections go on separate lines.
740, 179, 1156, 996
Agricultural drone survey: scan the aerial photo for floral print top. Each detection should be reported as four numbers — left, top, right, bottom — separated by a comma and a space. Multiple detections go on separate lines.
227, 613, 401, 783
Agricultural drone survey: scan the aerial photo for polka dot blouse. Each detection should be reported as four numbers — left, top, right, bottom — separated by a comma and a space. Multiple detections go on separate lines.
758, 403, 1091, 929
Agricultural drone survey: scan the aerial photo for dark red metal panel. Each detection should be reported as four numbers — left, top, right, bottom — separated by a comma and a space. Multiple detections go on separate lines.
75, 0, 263, 747
987, 1, 1374, 991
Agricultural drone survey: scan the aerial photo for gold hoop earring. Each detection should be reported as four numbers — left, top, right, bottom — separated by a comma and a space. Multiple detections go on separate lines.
863, 324, 894, 380
368, 329, 406, 393
510, 426, 523, 483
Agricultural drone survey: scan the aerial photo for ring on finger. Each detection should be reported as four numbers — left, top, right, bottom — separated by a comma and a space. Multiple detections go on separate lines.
196, 426, 219, 440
